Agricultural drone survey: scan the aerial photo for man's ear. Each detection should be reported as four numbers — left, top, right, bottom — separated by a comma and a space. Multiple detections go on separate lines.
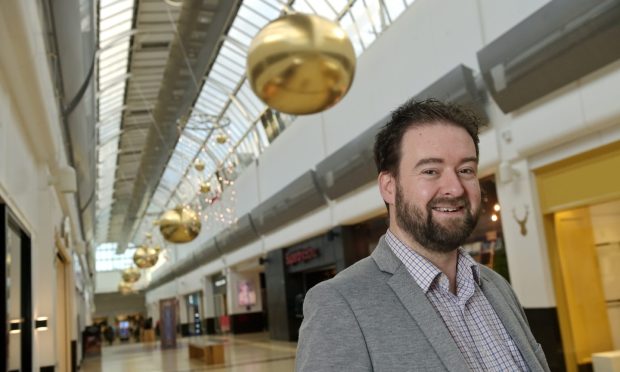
378, 171, 396, 205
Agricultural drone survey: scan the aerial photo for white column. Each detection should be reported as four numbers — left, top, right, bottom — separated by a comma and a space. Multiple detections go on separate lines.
495, 158, 556, 308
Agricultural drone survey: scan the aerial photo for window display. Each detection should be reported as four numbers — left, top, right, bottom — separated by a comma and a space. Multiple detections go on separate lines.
237, 280, 257, 307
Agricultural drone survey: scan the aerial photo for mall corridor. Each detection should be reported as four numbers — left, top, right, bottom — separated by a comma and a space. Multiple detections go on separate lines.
81, 333, 296, 372
1, 0, 620, 371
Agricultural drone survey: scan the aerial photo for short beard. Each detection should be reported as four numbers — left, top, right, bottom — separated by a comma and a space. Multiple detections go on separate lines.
395, 182, 478, 253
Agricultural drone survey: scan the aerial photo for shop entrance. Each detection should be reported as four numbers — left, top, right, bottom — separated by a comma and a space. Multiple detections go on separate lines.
303, 266, 336, 292
185, 292, 203, 335
537, 141, 620, 371
288, 266, 337, 338
214, 293, 229, 333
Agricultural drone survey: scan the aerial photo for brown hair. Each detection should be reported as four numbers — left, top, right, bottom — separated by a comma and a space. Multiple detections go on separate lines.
373, 98, 481, 177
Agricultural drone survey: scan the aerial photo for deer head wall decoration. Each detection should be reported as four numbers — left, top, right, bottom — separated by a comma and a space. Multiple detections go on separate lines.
512, 205, 529, 236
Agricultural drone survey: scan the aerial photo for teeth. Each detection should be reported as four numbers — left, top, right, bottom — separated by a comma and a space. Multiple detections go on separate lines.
435, 207, 458, 212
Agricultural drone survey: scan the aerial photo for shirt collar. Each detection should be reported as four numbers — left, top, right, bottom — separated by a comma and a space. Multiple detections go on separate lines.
458, 244, 481, 285
385, 229, 481, 293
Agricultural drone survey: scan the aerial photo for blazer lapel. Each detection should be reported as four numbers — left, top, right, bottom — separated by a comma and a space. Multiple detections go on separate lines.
480, 276, 544, 372
373, 239, 469, 372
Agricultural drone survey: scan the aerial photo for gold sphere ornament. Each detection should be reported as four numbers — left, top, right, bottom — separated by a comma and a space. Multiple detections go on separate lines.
247, 13, 356, 115
158, 205, 202, 243
215, 133, 228, 144
193, 158, 205, 172
118, 281, 133, 295
199, 181, 211, 194
133, 244, 160, 269
122, 267, 141, 283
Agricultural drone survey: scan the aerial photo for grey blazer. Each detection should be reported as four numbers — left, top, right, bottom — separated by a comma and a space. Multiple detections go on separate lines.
296, 236, 550, 371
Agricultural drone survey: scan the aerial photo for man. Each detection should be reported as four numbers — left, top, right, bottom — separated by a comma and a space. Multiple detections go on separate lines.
296, 99, 549, 371
104, 324, 115, 345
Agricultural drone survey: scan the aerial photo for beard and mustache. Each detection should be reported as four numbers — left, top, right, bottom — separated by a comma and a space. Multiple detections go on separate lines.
395, 182, 479, 253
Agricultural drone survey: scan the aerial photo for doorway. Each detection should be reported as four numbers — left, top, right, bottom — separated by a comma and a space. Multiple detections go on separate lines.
214, 293, 229, 333
185, 292, 203, 335
303, 266, 336, 292
1, 205, 33, 372
537, 141, 620, 371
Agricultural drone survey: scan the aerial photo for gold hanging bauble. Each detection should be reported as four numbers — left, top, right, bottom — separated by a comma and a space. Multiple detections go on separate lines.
133, 244, 160, 269
199, 181, 211, 194
158, 205, 202, 243
215, 133, 228, 144
193, 158, 205, 171
122, 267, 141, 283
118, 281, 133, 295
247, 13, 356, 115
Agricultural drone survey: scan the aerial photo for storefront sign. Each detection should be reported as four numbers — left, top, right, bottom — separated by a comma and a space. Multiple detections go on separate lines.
286, 247, 319, 266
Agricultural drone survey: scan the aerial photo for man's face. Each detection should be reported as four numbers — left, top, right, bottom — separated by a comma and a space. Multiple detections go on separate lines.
390, 123, 481, 253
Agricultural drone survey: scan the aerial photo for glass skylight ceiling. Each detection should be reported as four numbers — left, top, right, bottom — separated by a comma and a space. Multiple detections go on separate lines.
96, 243, 137, 272
96, 0, 135, 243
95, 0, 416, 261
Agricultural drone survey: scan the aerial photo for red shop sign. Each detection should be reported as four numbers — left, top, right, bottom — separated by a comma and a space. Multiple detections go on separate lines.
285, 247, 319, 266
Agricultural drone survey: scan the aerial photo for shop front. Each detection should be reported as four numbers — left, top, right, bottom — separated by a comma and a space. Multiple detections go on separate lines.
536, 142, 620, 372
264, 224, 384, 341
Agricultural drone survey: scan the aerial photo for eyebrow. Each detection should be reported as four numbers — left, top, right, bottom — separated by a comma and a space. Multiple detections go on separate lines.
414, 156, 479, 168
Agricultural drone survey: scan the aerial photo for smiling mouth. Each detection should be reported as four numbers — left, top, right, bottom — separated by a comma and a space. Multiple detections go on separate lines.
432, 206, 464, 213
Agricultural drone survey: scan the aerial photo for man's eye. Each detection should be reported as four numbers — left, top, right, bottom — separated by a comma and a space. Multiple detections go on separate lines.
422, 169, 438, 175
459, 168, 476, 175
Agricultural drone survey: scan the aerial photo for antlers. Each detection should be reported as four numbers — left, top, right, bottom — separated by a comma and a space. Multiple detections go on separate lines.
512, 205, 529, 236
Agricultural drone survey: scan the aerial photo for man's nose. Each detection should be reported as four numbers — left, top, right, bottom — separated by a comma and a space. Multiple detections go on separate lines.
439, 170, 465, 197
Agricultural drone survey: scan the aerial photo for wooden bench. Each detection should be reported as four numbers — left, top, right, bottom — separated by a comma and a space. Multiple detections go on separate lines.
141, 329, 156, 342
188, 340, 225, 365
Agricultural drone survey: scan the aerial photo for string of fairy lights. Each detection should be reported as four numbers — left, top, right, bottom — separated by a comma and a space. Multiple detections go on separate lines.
115, 4, 363, 293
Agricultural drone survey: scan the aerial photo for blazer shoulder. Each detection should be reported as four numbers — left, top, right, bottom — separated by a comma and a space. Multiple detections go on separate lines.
479, 264, 510, 288
479, 265, 525, 313
327, 255, 384, 290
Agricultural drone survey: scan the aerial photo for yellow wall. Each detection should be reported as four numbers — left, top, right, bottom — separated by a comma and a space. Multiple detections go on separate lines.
537, 142, 620, 214
554, 208, 612, 364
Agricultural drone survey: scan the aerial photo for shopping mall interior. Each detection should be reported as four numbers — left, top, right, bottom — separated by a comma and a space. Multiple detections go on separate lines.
1, 0, 620, 371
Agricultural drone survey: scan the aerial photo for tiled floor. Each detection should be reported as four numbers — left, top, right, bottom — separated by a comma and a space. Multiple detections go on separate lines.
80, 333, 297, 372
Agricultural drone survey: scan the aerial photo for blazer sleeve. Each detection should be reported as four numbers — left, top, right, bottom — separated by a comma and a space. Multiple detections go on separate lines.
296, 281, 372, 371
